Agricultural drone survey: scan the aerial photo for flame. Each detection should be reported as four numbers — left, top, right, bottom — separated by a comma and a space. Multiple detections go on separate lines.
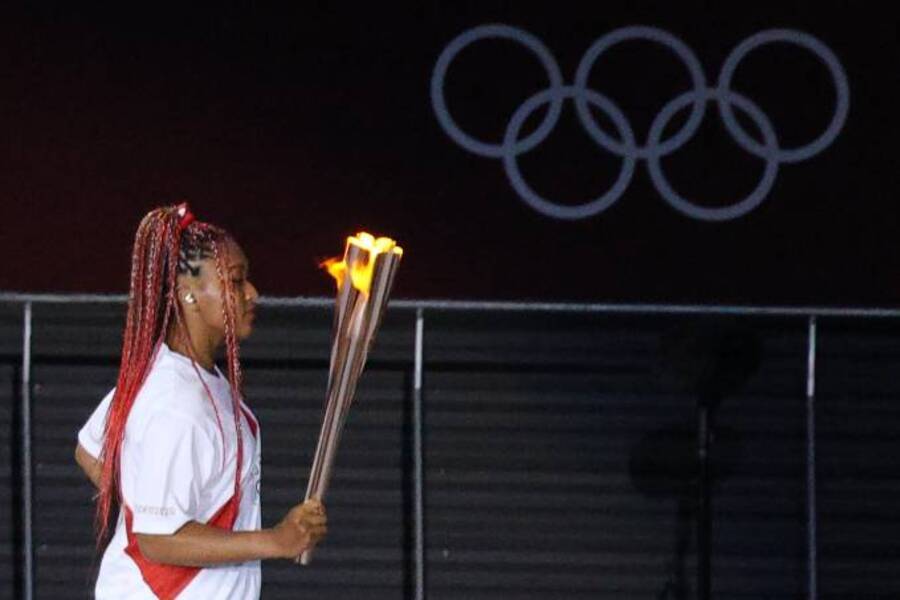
322, 232, 403, 295
322, 258, 346, 281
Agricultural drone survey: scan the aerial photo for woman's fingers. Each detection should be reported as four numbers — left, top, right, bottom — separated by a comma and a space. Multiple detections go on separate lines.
276, 500, 328, 561
299, 513, 327, 527
300, 499, 325, 516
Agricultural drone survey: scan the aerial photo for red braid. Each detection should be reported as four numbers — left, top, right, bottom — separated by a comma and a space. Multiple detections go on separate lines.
210, 238, 245, 503
95, 205, 246, 546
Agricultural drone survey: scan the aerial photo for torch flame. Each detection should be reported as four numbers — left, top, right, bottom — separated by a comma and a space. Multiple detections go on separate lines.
322, 258, 346, 281
322, 232, 403, 295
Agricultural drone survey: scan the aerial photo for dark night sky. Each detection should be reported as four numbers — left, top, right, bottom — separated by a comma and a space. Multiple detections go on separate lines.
0, 2, 896, 305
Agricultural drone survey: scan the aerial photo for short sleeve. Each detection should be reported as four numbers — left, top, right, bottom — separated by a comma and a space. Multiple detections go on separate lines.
127, 411, 218, 535
77, 388, 115, 458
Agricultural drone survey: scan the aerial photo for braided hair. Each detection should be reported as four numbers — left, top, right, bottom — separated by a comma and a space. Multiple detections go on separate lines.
95, 204, 246, 546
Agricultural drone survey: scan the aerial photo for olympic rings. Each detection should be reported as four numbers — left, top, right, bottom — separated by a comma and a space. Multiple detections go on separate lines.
430, 24, 850, 221
430, 24, 565, 158
505, 86, 637, 220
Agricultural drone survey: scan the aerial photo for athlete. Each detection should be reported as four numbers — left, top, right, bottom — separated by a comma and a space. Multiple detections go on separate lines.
75, 203, 326, 599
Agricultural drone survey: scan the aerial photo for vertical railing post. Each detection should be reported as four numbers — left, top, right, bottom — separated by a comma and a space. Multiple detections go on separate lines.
805, 315, 818, 600
21, 301, 34, 600
413, 308, 426, 600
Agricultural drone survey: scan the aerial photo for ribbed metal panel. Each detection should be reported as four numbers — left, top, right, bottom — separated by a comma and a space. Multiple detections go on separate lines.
423, 312, 809, 599
28, 302, 124, 598
709, 322, 807, 599
0, 361, 17, 600
32, 363, 116, 598
0, 303, 24, 599
818, 320, 900, 599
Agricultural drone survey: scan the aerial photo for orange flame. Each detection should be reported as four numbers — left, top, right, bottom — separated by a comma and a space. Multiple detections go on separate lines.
322, 232, 403, 295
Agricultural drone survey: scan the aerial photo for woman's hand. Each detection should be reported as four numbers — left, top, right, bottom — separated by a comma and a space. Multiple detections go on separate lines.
269, 499, 327, 559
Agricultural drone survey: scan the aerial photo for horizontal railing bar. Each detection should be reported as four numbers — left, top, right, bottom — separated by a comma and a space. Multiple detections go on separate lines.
1, 291, 899, 318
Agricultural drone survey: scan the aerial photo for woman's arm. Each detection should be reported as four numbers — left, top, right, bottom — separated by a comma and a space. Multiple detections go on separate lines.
74, 443, 327, 566
75, 443, 102, 489
136, 499, 327, 566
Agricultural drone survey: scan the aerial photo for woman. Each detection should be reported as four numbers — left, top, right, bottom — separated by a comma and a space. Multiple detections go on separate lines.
75, 203, 326, 599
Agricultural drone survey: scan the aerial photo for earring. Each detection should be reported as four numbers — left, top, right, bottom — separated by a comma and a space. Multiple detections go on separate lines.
184, 293, 197, 304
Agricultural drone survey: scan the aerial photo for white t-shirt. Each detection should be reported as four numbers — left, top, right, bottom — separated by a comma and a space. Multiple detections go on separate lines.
78, 343, 262, 600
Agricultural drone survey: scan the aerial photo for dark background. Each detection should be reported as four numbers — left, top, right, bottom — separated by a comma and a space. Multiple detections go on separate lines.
0, 1, 896, 304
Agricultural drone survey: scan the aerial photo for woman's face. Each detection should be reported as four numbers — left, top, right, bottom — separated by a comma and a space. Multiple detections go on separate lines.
188, 237, 259, 342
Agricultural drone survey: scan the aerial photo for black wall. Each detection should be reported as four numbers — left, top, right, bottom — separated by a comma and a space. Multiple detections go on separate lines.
1, 1, 897, 305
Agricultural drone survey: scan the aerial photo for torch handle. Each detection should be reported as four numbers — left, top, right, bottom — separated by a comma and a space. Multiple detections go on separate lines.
301, 303, 371, 565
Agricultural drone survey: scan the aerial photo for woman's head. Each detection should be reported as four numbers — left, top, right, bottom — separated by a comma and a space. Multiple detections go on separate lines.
177, 223, 258, 344
95, 203, 255, 545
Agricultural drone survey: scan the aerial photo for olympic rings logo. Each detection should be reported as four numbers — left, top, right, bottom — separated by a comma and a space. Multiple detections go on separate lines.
431, 25, 850, 221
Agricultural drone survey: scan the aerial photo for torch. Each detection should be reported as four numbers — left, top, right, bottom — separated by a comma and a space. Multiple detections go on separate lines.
300, 232, 403, 565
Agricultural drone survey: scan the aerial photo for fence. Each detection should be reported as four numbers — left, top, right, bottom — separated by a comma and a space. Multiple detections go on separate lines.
1, 293, 899, 599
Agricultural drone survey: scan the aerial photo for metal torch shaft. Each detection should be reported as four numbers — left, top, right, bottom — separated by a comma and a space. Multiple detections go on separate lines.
301, 244, 402, 566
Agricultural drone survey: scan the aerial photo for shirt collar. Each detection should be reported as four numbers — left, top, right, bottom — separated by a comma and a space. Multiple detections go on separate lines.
159, 342, 224, 383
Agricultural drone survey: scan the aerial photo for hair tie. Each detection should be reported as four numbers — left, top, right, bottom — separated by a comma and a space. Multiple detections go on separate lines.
176, 203, 195, 232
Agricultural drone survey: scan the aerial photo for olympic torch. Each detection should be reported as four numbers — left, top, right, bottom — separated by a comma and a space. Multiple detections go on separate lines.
300, 232, 403, 565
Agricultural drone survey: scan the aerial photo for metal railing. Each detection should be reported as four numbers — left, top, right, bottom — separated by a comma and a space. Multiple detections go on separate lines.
4, 291, 900, 600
